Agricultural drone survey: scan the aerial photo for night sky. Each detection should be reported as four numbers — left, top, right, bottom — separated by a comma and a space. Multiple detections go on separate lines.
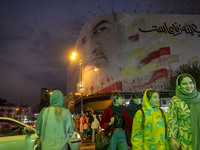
0, 0, 199, 107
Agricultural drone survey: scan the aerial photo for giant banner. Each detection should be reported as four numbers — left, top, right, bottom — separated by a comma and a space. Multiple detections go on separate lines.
67, 13, 200, 95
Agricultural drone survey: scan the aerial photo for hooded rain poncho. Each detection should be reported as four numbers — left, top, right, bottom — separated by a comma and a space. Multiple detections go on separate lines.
36, 90, 74, 150
131, 89, 168, 150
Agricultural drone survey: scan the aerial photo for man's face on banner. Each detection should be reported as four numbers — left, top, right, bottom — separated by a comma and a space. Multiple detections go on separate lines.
76, 13, 122, 68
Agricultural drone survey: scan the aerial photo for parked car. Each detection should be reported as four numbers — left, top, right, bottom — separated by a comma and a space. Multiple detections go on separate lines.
25, 122, 36, 128
0, 117, 82, 150
67, 131, 82, 150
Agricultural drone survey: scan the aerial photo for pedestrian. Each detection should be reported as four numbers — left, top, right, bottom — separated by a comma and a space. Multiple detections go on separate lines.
35, 90, 74, 150
100, 92, 132, 150
85, 111, 89, 118
168, 73, 200, 150
125, 92, 142, 147
85, 111, 92, 138
126, 92, 142, 120
74, 114, 80, 132
87, 110, 93, 138
91, 109, 100, 142
131, 89, 168, 149
78, 113, 89, 139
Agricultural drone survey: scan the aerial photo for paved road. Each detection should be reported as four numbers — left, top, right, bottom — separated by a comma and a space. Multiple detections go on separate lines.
80, 138, 95, 150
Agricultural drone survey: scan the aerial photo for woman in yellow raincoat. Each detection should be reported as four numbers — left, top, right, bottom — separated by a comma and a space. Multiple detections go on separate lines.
131, 89, 168, 150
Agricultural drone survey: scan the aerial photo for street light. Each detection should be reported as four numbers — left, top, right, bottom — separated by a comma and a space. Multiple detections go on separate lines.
71, 52, 84, 114
78, 58, 84, 114
94, 67, 99, 71
71, 52, 76, 60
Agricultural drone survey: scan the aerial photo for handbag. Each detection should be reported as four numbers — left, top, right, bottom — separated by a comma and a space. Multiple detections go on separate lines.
95, 121, 114, 150
95, 130, 110, 150
33, 107, 49, 150
33, 137, 40, 150
83, 123, 89, 130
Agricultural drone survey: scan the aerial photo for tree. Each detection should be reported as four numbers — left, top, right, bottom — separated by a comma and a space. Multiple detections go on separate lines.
64, 93, 75, 113
39, 97, 50, 112
169, 61, 200, 95
39, 93, 50, 112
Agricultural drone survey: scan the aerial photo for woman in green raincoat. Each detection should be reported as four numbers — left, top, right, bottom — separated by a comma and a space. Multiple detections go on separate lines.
131, 89, 168, 150
168, 73, 200, 150
36, 90, 74, 150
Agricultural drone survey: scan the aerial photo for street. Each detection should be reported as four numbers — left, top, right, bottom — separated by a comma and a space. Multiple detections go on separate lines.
80, 137, 95, 150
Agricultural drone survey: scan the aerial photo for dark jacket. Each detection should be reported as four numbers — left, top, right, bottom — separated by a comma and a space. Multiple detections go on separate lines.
100, 107, 132, 139
126, 101, 142, 121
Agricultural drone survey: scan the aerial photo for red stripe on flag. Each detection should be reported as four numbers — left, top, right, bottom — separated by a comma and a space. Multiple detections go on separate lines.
140, 47, 170, 64
159, 47, 170, 55
147, 68, 168, 84
94, 81, 122, 94
133, 68, 168, 88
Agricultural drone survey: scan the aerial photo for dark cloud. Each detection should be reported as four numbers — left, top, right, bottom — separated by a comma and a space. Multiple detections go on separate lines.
0, 11, 68, 106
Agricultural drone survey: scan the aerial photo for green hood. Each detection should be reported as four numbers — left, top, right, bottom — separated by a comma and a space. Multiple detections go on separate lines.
142, 88, 159, 109
50, 90, 64, 107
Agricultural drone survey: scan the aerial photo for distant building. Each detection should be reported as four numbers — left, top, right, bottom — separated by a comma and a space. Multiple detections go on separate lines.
39, 88, 68, 112
0, 98, 33, 122
33, 104, 40, 113
67, 13, 200, 110
39, 88, 51, 112
0, 106, 17, 118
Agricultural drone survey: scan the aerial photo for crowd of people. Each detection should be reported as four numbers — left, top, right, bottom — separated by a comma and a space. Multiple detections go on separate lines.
35, 73, 200, 150
74, 108, 101, 142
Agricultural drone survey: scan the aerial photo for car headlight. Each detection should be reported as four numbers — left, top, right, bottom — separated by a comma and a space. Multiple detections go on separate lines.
75, 133, 81, 139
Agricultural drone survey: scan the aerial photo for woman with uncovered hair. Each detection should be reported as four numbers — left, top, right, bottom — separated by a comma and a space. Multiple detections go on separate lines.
78, 113, 89, 139
168, 73, 200, 150
36, 90, 74, 150
100, 92, 132, 150
131, 89, 168, 150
